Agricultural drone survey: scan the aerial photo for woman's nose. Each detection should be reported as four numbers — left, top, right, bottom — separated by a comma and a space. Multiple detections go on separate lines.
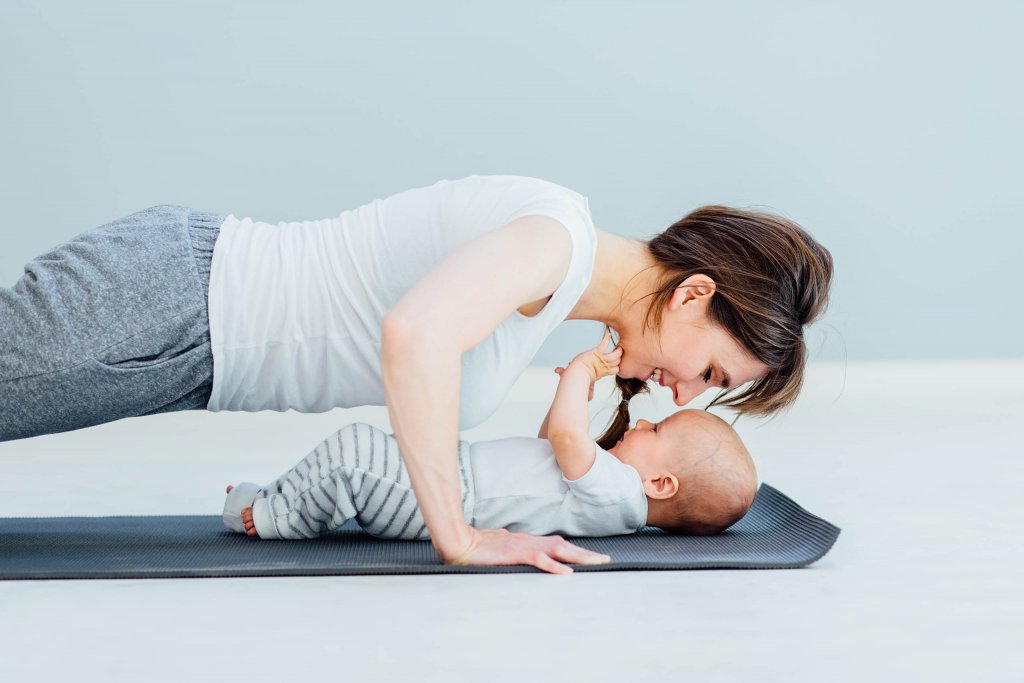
672, 380, 706, 406
635, 419, 653, 430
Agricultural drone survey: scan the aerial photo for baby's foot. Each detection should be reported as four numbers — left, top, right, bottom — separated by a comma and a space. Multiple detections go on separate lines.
242, 507, 258, 537
225, 484, 260, 538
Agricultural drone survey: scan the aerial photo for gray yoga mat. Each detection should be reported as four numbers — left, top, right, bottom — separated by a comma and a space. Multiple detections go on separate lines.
0, 483, 839, 580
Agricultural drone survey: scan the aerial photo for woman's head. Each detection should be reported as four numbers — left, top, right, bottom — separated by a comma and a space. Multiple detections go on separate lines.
597, 205, 833, 450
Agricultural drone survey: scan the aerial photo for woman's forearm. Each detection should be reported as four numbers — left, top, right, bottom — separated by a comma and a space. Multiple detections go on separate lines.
380, 320, 472, 561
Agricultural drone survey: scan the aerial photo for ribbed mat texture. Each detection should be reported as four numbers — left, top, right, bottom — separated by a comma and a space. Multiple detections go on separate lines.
0, 483, 839, 579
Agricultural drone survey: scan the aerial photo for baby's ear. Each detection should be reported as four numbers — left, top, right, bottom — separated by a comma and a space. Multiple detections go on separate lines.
644, 473, 679, 500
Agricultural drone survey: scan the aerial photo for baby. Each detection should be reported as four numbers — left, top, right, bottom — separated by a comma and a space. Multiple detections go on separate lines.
223, 333, 758, 542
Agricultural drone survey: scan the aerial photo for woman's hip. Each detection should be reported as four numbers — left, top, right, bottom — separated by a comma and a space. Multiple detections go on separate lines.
0, 204, 228, 440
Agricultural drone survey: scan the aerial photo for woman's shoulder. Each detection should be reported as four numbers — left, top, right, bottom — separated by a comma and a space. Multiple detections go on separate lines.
465, 174, 588, 203
474, 175, 592, 237
390, 174, 590, 225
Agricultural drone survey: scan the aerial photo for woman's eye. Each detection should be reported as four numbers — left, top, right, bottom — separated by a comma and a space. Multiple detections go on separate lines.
703, 367, 713, 383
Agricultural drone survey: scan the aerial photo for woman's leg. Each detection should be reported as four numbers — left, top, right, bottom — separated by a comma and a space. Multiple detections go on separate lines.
0, 204, 226, 441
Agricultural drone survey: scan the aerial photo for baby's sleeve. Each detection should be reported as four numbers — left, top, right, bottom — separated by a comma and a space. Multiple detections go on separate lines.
563, 445, 643, 506
560, 445, 649, 535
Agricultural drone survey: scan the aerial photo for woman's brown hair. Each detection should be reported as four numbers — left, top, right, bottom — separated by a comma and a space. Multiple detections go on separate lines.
596, 205, 833, 451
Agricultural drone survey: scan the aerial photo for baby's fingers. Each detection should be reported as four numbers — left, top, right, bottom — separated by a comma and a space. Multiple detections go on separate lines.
600, 346, 623, 365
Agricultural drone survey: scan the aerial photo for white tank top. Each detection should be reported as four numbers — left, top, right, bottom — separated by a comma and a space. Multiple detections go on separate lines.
206, 175, 597, 429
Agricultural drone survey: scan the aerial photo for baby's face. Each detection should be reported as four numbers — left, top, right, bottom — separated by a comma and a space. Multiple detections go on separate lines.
606, 411, 693, 479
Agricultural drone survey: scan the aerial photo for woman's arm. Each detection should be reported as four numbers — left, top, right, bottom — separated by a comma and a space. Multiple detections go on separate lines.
381, 215, 610, 574
545, 333, 622, 480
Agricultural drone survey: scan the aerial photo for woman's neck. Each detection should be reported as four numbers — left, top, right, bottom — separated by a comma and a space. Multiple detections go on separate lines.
567, 229, 662, 331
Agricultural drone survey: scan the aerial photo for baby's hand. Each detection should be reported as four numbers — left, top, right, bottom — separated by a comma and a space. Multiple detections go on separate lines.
561, 332, 622, 384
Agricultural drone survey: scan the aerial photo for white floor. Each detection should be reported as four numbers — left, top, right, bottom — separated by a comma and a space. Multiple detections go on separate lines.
1, 360, 1022, 682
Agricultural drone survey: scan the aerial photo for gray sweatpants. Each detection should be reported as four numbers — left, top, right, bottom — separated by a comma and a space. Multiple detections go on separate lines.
245, 422, 476, 541
0, 205, 225, 441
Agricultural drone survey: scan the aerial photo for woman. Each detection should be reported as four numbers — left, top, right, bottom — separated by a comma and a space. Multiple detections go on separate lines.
0, 174, 832, 573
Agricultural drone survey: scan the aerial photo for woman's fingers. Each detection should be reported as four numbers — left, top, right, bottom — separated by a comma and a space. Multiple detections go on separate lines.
549, 538, 611, 566
450, 528, 612, 575
533, 553, 574, 575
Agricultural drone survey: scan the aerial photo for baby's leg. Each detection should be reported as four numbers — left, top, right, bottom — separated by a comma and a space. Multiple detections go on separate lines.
240, 423, 421, 540
224, 423, 471, 541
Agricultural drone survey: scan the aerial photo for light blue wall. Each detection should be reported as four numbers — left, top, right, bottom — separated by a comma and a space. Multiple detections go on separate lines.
2, 1, 1021, 362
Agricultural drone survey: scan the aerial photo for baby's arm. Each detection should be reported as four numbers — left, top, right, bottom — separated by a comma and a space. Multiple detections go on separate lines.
537, 408, 552, 439
546, 332, 621, 480
537, 366, 596, 439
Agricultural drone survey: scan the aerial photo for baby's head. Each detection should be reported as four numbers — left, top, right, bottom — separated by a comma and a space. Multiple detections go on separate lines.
606, 409, 757, 535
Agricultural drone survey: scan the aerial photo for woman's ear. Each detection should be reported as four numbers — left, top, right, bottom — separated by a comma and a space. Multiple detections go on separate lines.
669, 274, 716, 310
643, 473, 679, 500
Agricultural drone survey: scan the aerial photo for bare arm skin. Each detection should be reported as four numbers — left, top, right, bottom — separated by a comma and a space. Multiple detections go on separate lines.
537, 407, 552, 440
381, 215, 611, 574
537, 353, 599, 439
545, 333, 622, 480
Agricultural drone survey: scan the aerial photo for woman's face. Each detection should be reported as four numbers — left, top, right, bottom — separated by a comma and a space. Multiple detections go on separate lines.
616, 277, 770, 406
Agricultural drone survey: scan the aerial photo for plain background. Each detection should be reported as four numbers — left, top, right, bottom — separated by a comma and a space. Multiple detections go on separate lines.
2, 6, 1023, 680
1, 0, 1022, 365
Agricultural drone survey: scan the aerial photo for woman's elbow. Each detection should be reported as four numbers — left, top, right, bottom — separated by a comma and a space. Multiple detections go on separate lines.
380, 314, 457, 361
381, 312, 414, 350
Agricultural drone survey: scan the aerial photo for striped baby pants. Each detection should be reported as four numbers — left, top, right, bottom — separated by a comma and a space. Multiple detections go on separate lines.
246, 422, 476, 541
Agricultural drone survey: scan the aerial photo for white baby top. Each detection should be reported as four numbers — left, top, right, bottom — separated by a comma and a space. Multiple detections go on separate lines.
469, 437, 648, 536
206, 175, 597, 428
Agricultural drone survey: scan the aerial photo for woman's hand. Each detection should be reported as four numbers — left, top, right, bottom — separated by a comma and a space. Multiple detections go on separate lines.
449, 526, 611, 575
